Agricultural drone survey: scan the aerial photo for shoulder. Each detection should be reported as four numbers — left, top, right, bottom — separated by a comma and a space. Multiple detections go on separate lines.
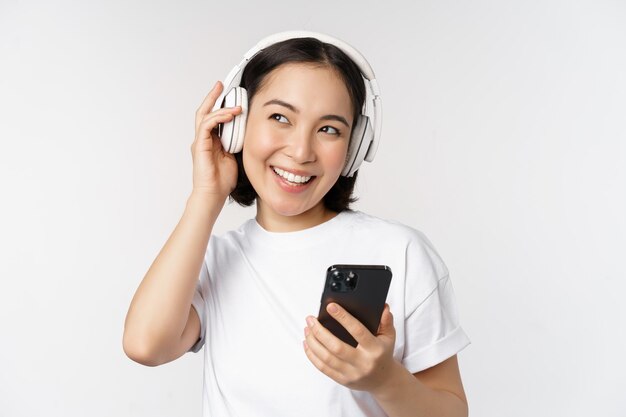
346, 210, 434, 247
204, 219, 253, 259
347, 210, 449, 278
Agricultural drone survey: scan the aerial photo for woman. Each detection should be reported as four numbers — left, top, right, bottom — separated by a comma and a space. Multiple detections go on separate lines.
123, 31, 471, 417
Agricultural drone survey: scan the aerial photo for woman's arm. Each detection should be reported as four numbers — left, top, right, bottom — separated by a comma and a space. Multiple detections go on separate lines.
122, 81, 242, 365
122, 191, 223, 365
304, 303, 468, 417
370, 355, 468, 417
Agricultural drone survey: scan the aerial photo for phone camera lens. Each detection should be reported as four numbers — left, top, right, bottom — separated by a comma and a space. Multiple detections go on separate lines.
332, 270, 344, 281
330, 281, 341, 291
345, 271, 357, 288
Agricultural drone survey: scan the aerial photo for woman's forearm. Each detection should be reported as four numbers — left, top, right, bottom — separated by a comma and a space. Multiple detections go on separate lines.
123, 192, 223, 362
371, 361, 469, 417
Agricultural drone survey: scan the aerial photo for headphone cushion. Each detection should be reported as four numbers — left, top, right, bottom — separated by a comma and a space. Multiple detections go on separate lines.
219, 87, 248, 153
230, 88, 248, 153
342, 114, 372, 177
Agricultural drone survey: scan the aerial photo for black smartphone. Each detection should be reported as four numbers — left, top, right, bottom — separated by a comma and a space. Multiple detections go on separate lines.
317, 264, 392, 348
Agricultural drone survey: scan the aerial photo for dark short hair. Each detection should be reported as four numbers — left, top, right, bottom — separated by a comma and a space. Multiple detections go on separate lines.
227, 36, 367, 213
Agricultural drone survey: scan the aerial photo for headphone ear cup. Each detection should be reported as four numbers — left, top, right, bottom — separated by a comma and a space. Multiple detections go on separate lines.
342, 114, 372, 177
230, 88, 248, 153
218, 87, 248, 153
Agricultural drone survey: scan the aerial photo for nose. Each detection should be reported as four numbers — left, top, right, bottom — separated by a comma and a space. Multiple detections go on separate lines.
285, 126, 316, 164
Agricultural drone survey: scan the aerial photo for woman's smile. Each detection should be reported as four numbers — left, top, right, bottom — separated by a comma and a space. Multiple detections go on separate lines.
270, 165, 317, 194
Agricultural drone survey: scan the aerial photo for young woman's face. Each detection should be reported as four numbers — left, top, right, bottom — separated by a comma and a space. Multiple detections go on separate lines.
242, 63, 354, 220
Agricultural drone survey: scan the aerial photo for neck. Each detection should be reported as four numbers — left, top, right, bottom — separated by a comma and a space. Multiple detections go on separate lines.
255, 201, 339, 233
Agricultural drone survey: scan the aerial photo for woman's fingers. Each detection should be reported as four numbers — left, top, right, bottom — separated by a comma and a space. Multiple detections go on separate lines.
197, 107, 243, 138
192, 107, 242, 152
189, 81, 242, 196
198, 105, 242, 127
198, 110, 237, 139
195, 81, 224, 127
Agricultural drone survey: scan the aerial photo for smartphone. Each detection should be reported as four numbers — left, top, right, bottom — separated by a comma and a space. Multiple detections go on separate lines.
317, 264, 392, 348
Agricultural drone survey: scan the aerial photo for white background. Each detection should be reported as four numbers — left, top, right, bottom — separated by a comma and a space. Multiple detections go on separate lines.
1, 0, 625, 416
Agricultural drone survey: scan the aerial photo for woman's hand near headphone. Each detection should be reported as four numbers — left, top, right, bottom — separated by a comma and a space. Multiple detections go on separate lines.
191, 80, 243, 200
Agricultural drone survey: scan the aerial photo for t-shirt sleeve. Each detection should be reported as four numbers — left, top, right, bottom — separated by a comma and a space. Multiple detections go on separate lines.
188, 258, 209, 353
401, 230, 471, 373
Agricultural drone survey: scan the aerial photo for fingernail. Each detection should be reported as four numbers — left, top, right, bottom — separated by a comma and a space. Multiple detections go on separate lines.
306, 316, 314, 327
328, 303, 338, 314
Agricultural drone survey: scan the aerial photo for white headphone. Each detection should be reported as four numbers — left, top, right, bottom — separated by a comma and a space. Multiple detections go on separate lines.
211, 30, 382, 178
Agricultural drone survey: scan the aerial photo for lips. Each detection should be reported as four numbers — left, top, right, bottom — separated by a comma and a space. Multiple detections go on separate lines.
270, 165, 317, 193
271, 166, 314, 184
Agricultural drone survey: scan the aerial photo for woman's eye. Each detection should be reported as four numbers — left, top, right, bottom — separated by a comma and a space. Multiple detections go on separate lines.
270, 113, 341, 136
321, 126, 341, 136
270, 113, 289, 124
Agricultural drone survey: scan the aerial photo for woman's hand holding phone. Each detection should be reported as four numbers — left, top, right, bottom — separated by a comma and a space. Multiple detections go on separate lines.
303, 302, 399, 394
191, 80, 243, 199
303, 265, 400, 393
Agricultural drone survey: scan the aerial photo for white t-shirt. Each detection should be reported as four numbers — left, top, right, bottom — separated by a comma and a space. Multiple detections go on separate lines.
189, 209, 471, 417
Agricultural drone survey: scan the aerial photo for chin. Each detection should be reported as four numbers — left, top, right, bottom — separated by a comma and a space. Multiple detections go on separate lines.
269, 193, 324, 215
270, 202, 311, 217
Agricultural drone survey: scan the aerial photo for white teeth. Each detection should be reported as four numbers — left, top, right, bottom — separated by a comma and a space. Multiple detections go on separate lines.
272, 167, 312, 184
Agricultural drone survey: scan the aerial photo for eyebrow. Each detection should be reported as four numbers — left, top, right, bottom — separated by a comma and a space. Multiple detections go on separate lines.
263, 99, 350, 128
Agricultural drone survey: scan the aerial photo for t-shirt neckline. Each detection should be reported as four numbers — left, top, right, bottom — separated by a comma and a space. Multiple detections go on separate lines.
245, 209, 356, 249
